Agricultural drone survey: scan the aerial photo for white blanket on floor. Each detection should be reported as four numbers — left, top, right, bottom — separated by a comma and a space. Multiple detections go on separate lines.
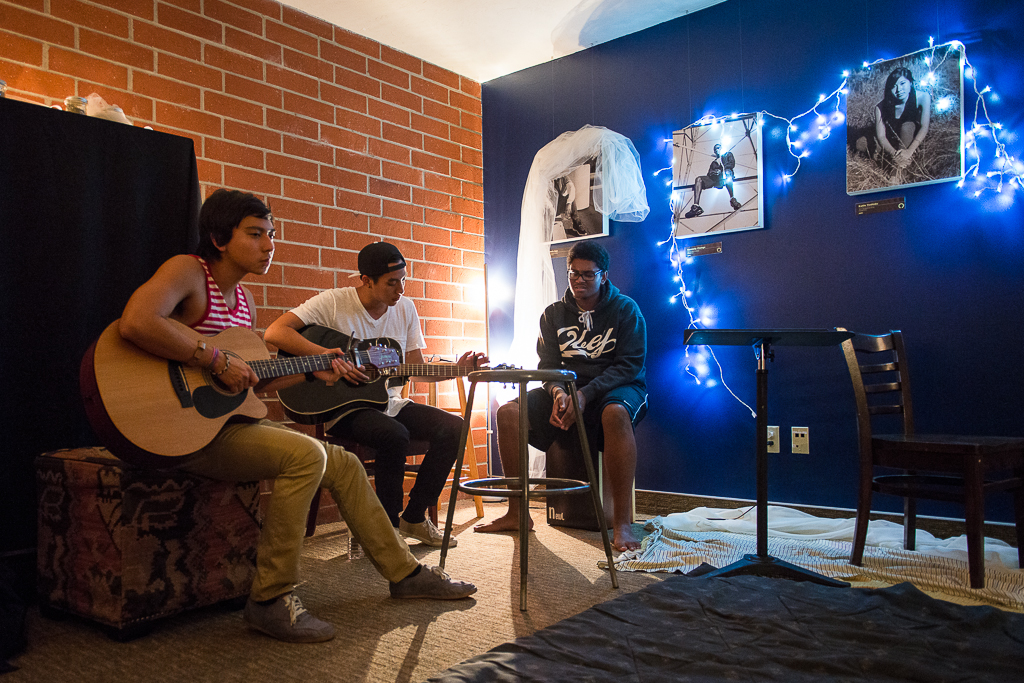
609, 506, 1024, 611
660, 505, 1020, 569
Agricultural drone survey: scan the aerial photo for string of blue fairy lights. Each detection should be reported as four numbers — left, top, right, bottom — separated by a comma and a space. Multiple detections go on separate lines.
654, 38, 1019, 417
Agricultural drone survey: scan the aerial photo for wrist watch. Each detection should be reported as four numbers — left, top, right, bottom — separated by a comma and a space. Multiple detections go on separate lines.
192, 339, 207, 364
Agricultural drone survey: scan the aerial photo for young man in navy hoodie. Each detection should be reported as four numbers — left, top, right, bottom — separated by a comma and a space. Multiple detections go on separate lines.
475, 241, 648, 551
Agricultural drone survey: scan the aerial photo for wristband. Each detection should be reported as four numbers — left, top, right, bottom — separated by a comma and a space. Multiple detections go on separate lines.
211, 353, 231, 376
207, 347, 220, 369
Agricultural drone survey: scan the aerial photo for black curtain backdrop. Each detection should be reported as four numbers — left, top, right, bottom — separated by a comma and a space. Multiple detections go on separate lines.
0, 97, 200, 552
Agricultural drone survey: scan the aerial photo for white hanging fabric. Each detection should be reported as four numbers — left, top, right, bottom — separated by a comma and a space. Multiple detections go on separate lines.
506, 125, 649, 368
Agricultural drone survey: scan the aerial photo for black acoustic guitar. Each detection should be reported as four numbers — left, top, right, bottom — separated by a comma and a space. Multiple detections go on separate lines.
276, 325, 475, 424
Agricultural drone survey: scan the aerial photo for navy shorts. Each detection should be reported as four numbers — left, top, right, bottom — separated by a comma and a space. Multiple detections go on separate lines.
518, 383, 647, 453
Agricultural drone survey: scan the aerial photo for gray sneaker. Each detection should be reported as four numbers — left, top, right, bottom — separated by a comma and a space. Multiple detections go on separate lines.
244, 593, 335, 643
399, 517, 457, 547
390, 565, 477, 600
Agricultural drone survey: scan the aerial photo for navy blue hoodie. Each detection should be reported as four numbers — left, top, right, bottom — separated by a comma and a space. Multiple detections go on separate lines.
537, 280, 647, 405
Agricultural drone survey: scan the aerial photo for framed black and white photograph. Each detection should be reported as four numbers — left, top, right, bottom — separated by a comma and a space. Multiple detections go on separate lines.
673, 114, 763, 238
549, 155, 609, 244
846, 43, 964, 195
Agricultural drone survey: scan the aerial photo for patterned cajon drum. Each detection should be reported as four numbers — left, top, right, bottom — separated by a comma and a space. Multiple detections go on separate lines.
36, 447, 261, 639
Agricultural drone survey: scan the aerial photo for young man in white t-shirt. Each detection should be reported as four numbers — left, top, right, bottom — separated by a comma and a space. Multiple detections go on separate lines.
265, 242, 486, 547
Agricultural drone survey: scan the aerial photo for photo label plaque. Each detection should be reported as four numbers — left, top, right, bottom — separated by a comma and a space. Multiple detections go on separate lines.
856, 197, 906, 215
685, 242, 723, 257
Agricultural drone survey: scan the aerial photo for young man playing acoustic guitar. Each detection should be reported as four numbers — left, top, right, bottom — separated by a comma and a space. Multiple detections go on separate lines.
265, 242, 487, 548
117, 190, 476, 644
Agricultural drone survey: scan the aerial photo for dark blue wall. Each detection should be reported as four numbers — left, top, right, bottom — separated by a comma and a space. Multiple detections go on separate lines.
482, 0, 1024, 521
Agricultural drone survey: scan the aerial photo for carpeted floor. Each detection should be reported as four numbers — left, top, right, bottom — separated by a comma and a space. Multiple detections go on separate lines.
8, 501, 1022, 682
5, 501, 660, 682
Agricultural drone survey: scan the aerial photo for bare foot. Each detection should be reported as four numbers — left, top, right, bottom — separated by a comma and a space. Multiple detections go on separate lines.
612, 524, 641, 552
473, 511, 534, 533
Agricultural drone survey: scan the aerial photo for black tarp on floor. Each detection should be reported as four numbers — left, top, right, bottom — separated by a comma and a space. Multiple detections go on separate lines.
430, 573, 1024, 682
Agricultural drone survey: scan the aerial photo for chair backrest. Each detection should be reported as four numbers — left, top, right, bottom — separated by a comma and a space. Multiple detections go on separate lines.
839, 329, 915, 462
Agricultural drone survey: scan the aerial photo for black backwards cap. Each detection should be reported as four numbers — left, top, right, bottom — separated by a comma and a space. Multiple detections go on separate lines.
358, 241, 406, 278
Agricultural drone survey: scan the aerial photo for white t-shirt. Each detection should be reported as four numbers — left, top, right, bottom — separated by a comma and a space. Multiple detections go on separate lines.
290, 287, 426, 418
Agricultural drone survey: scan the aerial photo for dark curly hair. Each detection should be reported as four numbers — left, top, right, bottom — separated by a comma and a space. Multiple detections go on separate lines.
567, 240, 610, 272
196, 189, 272, 261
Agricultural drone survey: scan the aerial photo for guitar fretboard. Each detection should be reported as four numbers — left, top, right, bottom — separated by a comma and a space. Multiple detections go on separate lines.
379, 363, 470, 379
249, 353, 338, 380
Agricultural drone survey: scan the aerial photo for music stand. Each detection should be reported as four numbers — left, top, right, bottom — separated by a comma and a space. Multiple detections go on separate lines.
683, 328, 854, 587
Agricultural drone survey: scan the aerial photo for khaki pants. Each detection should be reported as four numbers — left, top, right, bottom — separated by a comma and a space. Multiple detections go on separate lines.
178, 420, 419, 602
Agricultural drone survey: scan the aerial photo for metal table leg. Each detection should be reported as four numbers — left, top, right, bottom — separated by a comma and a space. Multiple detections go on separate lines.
438, 369, 620, 609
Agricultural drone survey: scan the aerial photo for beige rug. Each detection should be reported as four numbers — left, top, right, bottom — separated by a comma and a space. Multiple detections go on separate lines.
9, 501, 659, 683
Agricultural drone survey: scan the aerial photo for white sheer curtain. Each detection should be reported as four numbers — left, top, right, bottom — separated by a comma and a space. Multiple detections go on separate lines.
506, 125, 649, 369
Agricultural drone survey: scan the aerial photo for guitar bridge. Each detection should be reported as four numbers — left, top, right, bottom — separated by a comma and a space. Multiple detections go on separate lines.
168, 361, 194, 408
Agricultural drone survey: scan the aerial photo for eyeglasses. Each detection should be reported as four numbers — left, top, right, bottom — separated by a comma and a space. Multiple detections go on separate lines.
567, 269, 603, 282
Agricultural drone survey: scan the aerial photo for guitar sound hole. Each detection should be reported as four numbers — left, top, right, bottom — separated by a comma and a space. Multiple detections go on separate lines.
205, 354, 244, 396
207, 373, 233, 394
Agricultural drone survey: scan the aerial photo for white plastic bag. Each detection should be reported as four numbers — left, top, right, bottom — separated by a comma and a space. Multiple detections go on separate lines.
507, 125, 649, 368
85, 92, 132, 125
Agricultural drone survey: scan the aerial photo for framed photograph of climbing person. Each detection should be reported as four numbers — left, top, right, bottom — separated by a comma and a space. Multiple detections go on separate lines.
548, 154, 609, 245
672, 113, 764, 239
845, 43, 964, 195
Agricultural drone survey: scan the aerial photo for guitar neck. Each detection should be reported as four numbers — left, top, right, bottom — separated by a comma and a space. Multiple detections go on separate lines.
386, 363, 469, 379
250, 353, 337, 380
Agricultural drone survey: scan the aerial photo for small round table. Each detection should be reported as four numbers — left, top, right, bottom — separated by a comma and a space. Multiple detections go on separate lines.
438, 368, 618, 611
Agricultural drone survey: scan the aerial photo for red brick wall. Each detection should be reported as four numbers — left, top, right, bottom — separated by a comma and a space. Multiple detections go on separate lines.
0, 0, 489, 483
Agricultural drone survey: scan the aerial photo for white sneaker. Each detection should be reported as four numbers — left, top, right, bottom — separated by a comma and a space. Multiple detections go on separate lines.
399, 517, 456, 547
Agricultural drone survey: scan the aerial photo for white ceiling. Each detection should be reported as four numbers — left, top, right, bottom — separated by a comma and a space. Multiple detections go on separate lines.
279, 0, 724, 83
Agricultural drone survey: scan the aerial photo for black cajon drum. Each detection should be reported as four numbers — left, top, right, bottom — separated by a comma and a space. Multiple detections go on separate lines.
545, 440, 636, 531
545, 441, 607, 530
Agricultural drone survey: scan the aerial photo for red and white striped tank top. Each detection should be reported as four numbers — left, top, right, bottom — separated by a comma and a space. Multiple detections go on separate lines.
190, 255, 253, 334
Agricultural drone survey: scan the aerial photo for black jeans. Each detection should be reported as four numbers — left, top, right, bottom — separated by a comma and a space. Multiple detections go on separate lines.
327, 401, 463, 526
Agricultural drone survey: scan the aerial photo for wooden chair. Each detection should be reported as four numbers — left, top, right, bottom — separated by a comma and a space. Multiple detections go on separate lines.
304, 377, 484, 536
839, 328, 1024, 588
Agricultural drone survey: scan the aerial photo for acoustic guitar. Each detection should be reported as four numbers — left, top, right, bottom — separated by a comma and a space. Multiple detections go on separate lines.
78, 319, 384, 467
277, 325, 478, 425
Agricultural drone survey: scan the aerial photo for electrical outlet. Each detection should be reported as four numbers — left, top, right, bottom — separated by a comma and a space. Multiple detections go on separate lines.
792, 427, 809, 454
766, 426, 779, 453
